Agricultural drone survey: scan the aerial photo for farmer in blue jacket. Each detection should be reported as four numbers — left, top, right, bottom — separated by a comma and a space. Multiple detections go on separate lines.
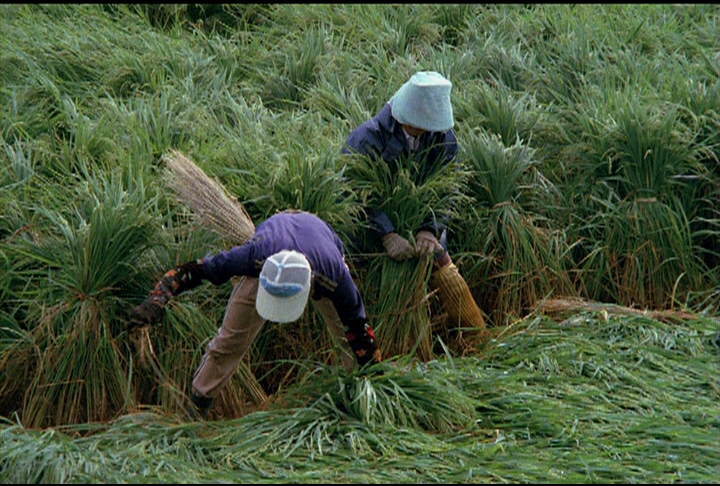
342, 71, 486, 333
128, 210, 381, 419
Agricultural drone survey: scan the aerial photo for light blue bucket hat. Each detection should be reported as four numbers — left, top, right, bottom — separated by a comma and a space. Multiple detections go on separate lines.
390, 71, 454, 132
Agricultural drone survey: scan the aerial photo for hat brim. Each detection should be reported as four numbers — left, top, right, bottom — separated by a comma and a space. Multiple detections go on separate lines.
256, 282, 310, 323
390, 76, 454, 132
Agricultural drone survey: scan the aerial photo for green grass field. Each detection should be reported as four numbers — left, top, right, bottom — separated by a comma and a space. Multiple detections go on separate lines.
1, 4, 719, 483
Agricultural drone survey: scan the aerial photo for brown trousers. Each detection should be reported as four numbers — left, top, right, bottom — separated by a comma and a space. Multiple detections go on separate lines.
191, 276, 355, 398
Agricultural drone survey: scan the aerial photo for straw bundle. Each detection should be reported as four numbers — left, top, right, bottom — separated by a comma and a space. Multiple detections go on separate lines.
162, 150, 255, 244
431, 262, 486, 329
535, 297, 698, 323
429, 261, 489, 353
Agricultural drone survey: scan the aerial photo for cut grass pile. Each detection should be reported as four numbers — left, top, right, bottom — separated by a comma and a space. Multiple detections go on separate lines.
2, 311, 717, 483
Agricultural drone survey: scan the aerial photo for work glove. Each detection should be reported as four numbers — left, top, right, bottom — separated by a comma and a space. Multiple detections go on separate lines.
355, 347, 383, 368
128, 260, 206, 332
128, 298, 166, 331
381, 232, 415, 261
345, 318, 383, 369
415, 230, 444, 256
167, 260, 206, 294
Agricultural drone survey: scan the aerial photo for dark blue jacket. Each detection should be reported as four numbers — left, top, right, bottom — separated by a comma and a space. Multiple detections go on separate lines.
342, 102, 459, 238
202, 210, 366, 327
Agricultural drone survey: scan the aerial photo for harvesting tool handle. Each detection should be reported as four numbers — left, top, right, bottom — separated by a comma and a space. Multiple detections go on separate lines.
438, 228, 447, 251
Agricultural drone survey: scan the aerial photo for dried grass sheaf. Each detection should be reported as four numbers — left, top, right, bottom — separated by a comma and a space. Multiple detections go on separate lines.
162, 149, 255, 244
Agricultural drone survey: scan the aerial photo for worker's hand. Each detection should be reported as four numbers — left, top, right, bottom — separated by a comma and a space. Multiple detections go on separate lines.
345, 318, 383, 374
356, 347, 382, 368
415, 230, 444, 256
355, 347, 383, 377
381, 232, 415, 261
127, 260, 206, 332
173, 261, 206, 293
128, 298, 165, 331
356, 349, 384, 377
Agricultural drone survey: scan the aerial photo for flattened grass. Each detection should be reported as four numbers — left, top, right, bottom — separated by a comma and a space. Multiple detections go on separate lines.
2, 312, 717, 483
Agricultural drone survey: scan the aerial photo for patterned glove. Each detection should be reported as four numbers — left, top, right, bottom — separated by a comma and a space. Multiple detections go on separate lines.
164, 261, 206, 295
415, 230, 444, 256
128, 298, 166, 331
128, 260, 206, 331
381, 232, 415, 261
345, 318, 383, 368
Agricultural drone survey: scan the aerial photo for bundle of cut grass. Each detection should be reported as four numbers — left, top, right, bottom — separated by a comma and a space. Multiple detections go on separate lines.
459, 131, 576, 325
535, 296, 699, 323
275, 361, 478, 433
162, 150, 255, 245
358, 257, 436, 362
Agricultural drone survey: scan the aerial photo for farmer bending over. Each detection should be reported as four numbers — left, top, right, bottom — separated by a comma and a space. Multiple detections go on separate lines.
128, 210, 381, 419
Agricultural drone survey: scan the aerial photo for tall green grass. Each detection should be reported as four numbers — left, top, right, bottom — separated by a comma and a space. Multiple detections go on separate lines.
1, 6, 718, 476
458, 131, 576, 324
0, 165, 162, 426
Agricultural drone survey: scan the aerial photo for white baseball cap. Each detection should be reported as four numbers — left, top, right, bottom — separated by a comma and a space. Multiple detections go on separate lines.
256, 250, 312, 323
390, 71, 454, 132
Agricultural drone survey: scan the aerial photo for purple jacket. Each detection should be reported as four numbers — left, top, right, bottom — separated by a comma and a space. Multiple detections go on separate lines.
202, 210, 366, 326
342, 102, 459, 237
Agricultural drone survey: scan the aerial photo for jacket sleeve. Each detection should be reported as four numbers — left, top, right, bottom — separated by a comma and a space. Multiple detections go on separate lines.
342, 119, 383, 159
201, 241, 258, 286
328, 269, 380, 367
343, 111, 397, 239
366, 208, 395, 238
